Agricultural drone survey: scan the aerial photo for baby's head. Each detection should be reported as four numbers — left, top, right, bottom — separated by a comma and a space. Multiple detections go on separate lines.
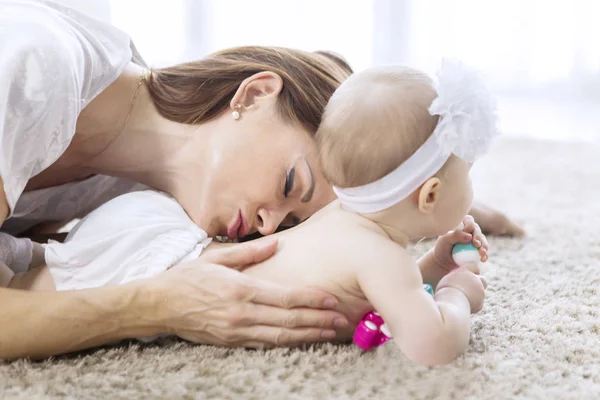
317, 64, 494, 240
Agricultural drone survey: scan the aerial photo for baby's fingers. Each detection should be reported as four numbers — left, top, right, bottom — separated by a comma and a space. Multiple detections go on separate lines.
479, 248, 488, 263
449, 229, 472, 244
471, 226, 489, 262
471, 225, 486, 248
461, 215, 477, 234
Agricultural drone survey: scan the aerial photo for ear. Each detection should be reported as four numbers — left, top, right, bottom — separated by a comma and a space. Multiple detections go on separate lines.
230, 72, 283, 111
417, 177, 441, 214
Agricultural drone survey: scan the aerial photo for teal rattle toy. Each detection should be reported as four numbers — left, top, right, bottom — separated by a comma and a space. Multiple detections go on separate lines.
451, 242, 481, 269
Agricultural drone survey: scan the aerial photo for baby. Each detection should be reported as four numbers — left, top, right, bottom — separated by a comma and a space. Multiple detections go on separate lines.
6, 60, 496, 366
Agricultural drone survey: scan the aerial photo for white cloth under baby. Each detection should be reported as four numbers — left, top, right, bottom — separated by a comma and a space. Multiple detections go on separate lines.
45, 191, 212, 290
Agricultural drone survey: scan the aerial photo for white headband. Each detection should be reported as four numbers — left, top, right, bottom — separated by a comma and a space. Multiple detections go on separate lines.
333, 59, 499, 214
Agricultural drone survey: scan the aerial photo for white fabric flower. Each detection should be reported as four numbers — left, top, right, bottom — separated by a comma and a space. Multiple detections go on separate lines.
428, 59, 500, 163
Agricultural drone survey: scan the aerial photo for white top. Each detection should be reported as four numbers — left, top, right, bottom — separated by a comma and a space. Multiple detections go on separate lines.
45, 191, 212, 290
0, 0, 148, 235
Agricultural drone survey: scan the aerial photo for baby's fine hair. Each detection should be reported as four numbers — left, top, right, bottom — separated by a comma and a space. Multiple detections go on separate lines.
316, 66, 439, 188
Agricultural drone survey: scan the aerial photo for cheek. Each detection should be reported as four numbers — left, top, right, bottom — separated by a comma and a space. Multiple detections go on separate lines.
456, 182, 473, 213
441, 180, 473, 226
467, 185, 474, 209
465, 179, 474, 209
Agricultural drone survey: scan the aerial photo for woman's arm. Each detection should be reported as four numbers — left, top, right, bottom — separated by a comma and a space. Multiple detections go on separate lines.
0, 281, 164, 360
1, 239, 346, 359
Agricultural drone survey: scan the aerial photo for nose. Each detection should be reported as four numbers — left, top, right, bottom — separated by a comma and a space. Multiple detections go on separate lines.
256, 207, 287, 236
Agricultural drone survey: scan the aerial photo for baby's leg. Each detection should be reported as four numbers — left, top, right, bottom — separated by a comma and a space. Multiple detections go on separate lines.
469, 201, 524, 237
9, 265, 56, 291
6, 242, 55, 291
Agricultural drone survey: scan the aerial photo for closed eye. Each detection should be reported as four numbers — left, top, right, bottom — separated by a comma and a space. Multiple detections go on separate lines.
284, 167, 295, 198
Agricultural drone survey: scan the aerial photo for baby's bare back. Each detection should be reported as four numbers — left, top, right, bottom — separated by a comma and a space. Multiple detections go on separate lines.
205, 202, 378, 339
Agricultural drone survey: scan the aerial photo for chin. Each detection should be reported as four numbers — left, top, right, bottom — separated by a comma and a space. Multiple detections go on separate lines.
433, 218, 462, 237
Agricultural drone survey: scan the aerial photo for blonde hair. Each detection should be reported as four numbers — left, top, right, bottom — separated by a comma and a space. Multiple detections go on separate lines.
316, 66, 439, 188
144, 46, 352, 134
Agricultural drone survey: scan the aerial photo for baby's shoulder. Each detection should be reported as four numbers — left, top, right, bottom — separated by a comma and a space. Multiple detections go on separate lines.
306, 201, 374, 233
307, 205, 411, 267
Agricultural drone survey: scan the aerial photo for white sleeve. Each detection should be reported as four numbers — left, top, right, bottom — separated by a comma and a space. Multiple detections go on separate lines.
0, 0, 135, 215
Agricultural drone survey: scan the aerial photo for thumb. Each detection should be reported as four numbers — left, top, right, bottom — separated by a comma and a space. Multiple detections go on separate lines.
451, 228, 473, 244
204, 238, 278, 268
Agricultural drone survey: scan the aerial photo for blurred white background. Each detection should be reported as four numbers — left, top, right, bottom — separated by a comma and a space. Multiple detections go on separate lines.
59, 0, 600, 142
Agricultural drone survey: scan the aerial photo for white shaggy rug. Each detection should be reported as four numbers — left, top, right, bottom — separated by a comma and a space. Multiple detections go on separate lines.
1, 138, 599, 399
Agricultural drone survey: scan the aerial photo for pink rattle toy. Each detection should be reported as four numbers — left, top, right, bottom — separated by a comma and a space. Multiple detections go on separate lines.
353, 311, 393, 350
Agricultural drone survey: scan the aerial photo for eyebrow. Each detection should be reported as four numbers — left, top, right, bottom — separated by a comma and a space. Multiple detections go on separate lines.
301, 158, 315, 203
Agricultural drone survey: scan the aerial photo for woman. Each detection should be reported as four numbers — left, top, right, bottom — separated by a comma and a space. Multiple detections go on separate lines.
0, 0, 352, 359
0, 0, 521, 359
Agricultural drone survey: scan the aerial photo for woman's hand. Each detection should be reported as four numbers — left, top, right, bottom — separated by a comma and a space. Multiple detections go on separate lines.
151, 239, 348, 348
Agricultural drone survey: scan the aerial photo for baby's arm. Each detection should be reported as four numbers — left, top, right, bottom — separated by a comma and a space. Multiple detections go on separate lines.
416, 248, 448, 288
355, 237, 484, 366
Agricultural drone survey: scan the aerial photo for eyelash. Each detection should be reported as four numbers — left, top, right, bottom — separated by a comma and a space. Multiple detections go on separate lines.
281, 168, 300, 227
284, 167, 295, 198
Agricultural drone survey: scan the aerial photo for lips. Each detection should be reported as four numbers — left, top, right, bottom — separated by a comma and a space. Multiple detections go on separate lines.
227, 210, 248, 239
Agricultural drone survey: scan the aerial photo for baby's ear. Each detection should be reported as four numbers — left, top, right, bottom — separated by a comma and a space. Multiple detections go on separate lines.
417, 177, 441, 214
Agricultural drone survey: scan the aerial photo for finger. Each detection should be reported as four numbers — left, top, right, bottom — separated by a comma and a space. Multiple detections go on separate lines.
472, 225, 486, 248
237, 326, 338, 347
250, 280, 340, 309
478, 233, 489, 252
446, 228, 471, 243
456, 230, 473, 243
204, 238, 278, 267
462, 215, 477, 234
245, 304, 348, 330
479, 247, 488, 262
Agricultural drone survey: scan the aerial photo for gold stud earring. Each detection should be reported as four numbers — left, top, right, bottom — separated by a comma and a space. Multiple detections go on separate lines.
232, 104, 243, 120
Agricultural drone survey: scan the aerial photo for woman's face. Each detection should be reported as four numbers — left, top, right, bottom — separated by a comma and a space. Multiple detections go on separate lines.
186, 102, 336, 239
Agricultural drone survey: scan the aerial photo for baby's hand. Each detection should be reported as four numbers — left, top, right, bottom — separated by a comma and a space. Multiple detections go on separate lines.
433, 215, 488, 273
437, 267, 487, 313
